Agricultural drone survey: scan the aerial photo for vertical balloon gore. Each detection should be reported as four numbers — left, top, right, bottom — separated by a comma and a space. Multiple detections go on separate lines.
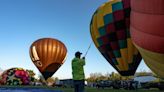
90, 0, 142, 76
30, 38, 67, 80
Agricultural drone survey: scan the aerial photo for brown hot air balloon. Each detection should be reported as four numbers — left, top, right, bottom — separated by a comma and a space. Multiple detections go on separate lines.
29, 38, 67, 80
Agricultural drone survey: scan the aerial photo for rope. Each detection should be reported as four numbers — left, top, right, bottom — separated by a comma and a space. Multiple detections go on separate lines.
84, 42, 92, 57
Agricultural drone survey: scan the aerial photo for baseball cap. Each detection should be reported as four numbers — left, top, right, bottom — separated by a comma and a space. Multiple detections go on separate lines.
75, 51, 82, 56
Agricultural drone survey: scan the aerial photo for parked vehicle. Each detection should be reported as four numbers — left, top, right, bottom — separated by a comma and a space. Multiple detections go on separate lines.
142, 82, 164, 90
96, 80, 112, 89
35, 82, 43, 86
54, 79, 73, 88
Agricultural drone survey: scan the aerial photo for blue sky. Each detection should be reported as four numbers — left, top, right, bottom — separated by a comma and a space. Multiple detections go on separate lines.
0, 0, 150, 79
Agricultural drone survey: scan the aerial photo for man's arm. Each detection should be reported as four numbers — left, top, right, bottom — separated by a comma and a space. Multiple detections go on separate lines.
81, 57, 85, 65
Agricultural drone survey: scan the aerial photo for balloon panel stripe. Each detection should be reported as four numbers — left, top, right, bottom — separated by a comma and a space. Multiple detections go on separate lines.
130, 12, 164, 53
52, 40, 57, 65
135, 43, 164, 78
47, 39, 51, 65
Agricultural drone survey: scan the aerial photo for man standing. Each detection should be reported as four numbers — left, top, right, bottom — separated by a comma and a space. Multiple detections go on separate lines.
72, 51, 85, 92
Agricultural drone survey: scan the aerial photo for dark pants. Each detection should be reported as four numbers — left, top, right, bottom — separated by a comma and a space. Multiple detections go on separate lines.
73, 80, 85, 92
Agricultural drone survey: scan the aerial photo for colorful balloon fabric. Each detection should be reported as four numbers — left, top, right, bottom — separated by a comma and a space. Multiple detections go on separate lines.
0, 68, 30, 85
30, 38, 67, 80
90, 0, 142, 76
130, 0, 164, 78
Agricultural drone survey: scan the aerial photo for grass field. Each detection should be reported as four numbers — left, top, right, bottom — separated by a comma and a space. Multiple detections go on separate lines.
0, 86, 163, 92
55, 87, 163, 92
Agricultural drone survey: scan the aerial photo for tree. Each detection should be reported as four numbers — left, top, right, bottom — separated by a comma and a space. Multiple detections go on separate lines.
87, 72, 111, 82
136, 71, 153, 77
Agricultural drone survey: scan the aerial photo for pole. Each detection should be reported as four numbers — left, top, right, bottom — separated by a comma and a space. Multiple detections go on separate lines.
84, 42, 92, 57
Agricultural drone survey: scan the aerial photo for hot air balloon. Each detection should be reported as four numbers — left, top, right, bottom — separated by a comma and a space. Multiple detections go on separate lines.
30, 38, 67, 80
0, 68, 30, 85
90, 0, 142, 76
130, 0, 164, 78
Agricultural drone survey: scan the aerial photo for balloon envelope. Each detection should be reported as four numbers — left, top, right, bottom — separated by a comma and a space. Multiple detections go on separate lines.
30, 38, 67, 80
130, 0, 164, 78
90, 0, 142, 76
0, 68, 30, 85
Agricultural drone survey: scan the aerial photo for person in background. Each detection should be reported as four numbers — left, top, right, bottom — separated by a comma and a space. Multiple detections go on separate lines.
72, 51, 86, 92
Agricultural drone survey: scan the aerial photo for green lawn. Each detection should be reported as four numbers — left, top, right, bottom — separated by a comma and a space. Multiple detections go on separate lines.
55, 87, 163, 92
0, 86, 163, 92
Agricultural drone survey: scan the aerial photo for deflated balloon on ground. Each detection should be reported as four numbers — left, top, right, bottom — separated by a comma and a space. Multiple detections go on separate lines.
0, 68, 31, 85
